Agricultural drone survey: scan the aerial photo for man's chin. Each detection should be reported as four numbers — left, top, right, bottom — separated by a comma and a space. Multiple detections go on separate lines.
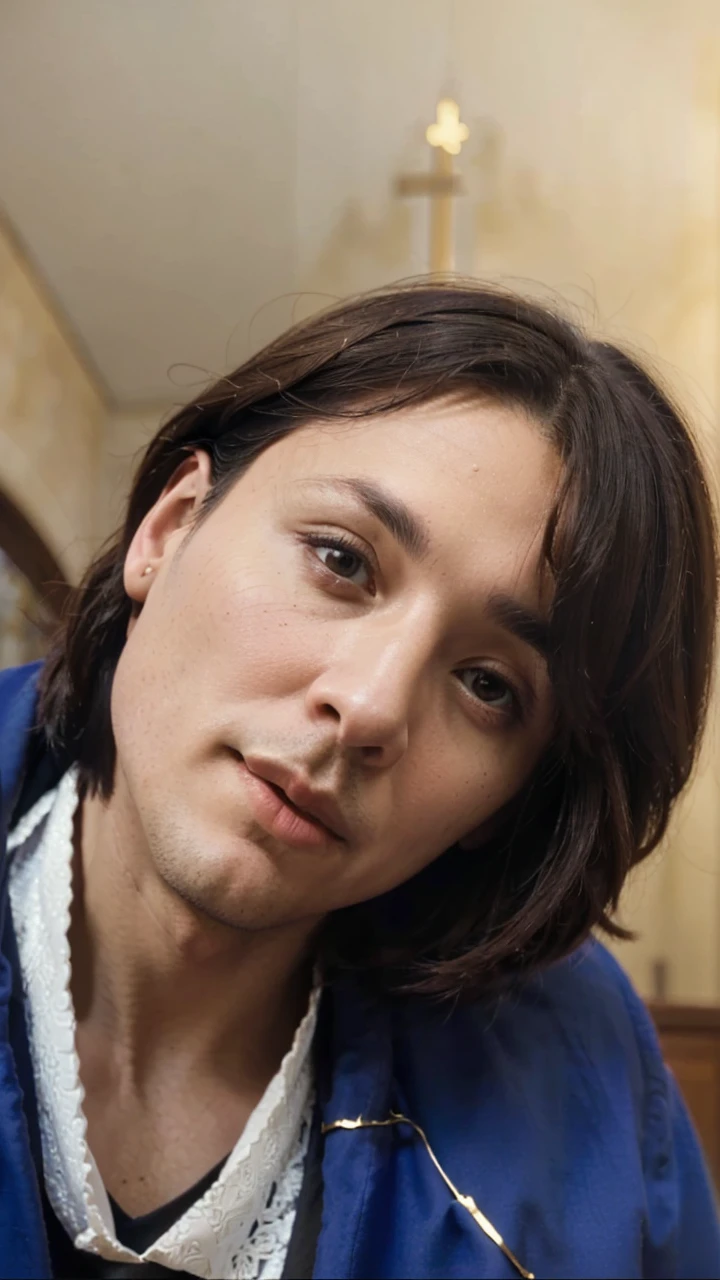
157, 860, 320, 941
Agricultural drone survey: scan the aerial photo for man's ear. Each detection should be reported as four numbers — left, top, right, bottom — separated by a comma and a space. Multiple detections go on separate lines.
123, 450, 213, 606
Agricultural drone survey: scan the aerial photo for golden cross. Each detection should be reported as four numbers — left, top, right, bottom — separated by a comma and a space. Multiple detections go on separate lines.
395, 99, 469, 273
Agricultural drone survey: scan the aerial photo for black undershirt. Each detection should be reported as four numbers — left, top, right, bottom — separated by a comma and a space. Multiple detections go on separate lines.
111, 1158, 228, 1255
42, 1161, 225, 1280
42, 1108, 324, 1279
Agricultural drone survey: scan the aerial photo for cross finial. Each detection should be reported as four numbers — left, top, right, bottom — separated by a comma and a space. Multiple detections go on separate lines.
426, 99, 469, 157
395, 97, 468, 272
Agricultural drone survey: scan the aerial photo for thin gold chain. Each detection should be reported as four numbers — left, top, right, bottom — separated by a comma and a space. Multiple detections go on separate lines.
322, 1112, 534, 1280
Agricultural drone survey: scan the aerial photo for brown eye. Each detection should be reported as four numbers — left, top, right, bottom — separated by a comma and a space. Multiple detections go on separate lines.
313, 542, 371, 587
458, 667, 515, 712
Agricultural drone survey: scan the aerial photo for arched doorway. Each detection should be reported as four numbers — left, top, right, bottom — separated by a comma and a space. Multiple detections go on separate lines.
0, 488, 70, 670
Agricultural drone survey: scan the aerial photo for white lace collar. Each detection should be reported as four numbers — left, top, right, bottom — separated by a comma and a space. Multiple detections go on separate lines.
8, 767, 318, 1279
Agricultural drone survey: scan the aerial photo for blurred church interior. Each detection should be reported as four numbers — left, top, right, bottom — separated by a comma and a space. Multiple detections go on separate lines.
1, 0, 720, 1175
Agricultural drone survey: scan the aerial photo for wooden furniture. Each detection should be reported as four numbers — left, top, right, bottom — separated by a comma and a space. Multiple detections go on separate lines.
650, 1003, 720, 1186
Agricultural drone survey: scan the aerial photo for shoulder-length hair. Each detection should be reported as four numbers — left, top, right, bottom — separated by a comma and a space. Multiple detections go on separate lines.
39, 282, 717, 999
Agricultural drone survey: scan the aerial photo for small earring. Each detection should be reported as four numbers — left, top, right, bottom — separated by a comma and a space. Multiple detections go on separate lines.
142, 565, 153, 577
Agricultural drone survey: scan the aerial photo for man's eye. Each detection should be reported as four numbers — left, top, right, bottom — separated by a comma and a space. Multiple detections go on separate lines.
312, 541, 372, 588
457, 667, 516, 713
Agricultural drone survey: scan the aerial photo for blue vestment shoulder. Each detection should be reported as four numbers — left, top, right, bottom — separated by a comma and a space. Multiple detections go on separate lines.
0, 663, 50, 1278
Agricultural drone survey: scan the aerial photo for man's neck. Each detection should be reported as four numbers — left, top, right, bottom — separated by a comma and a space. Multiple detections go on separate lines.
58, 776, 320, 1216
69, 782, 317, 1094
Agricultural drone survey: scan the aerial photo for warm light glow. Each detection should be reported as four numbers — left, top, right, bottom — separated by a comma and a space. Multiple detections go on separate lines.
425, 98, 469, 156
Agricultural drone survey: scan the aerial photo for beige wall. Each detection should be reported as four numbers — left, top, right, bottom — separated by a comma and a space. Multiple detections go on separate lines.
0, 220, 106, 582
103, 406, 166, 538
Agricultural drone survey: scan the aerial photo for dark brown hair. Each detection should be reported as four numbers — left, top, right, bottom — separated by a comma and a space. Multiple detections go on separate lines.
40, 282, 717, 999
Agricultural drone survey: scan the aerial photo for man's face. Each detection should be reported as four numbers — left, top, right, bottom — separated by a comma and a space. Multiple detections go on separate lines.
112, 398, 559, 933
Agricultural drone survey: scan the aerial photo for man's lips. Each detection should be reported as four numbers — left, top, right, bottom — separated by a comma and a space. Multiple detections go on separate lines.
235, 754, 348, 848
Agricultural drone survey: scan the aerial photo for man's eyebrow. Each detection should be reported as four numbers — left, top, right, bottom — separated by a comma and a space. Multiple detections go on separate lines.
298, 481, 550, 659
304, 477, 430, 559
487, 593, 551, 662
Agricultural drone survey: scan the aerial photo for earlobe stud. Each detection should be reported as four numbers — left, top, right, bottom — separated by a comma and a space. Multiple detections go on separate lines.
142, 565, 154, 577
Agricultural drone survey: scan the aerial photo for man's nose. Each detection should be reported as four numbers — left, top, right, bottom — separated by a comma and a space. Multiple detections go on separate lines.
305, 622, 429, 768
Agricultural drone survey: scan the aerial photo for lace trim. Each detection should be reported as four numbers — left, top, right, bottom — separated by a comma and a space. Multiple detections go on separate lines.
10, 769, 113, 1245
8, 769, 318, 1279
144, 1111, 311, 1279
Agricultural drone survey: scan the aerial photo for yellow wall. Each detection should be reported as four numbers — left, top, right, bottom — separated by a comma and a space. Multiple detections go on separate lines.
0, 219, 106, 582
466, 10, 720, 1004
104, 406, 165, 536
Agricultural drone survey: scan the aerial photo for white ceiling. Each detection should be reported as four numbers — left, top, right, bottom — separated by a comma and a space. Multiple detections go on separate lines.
1, 0, 459, 404
1, 0, 717, 406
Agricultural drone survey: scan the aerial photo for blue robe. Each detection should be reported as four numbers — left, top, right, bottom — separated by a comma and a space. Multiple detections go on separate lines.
0, 662, 717, 1279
